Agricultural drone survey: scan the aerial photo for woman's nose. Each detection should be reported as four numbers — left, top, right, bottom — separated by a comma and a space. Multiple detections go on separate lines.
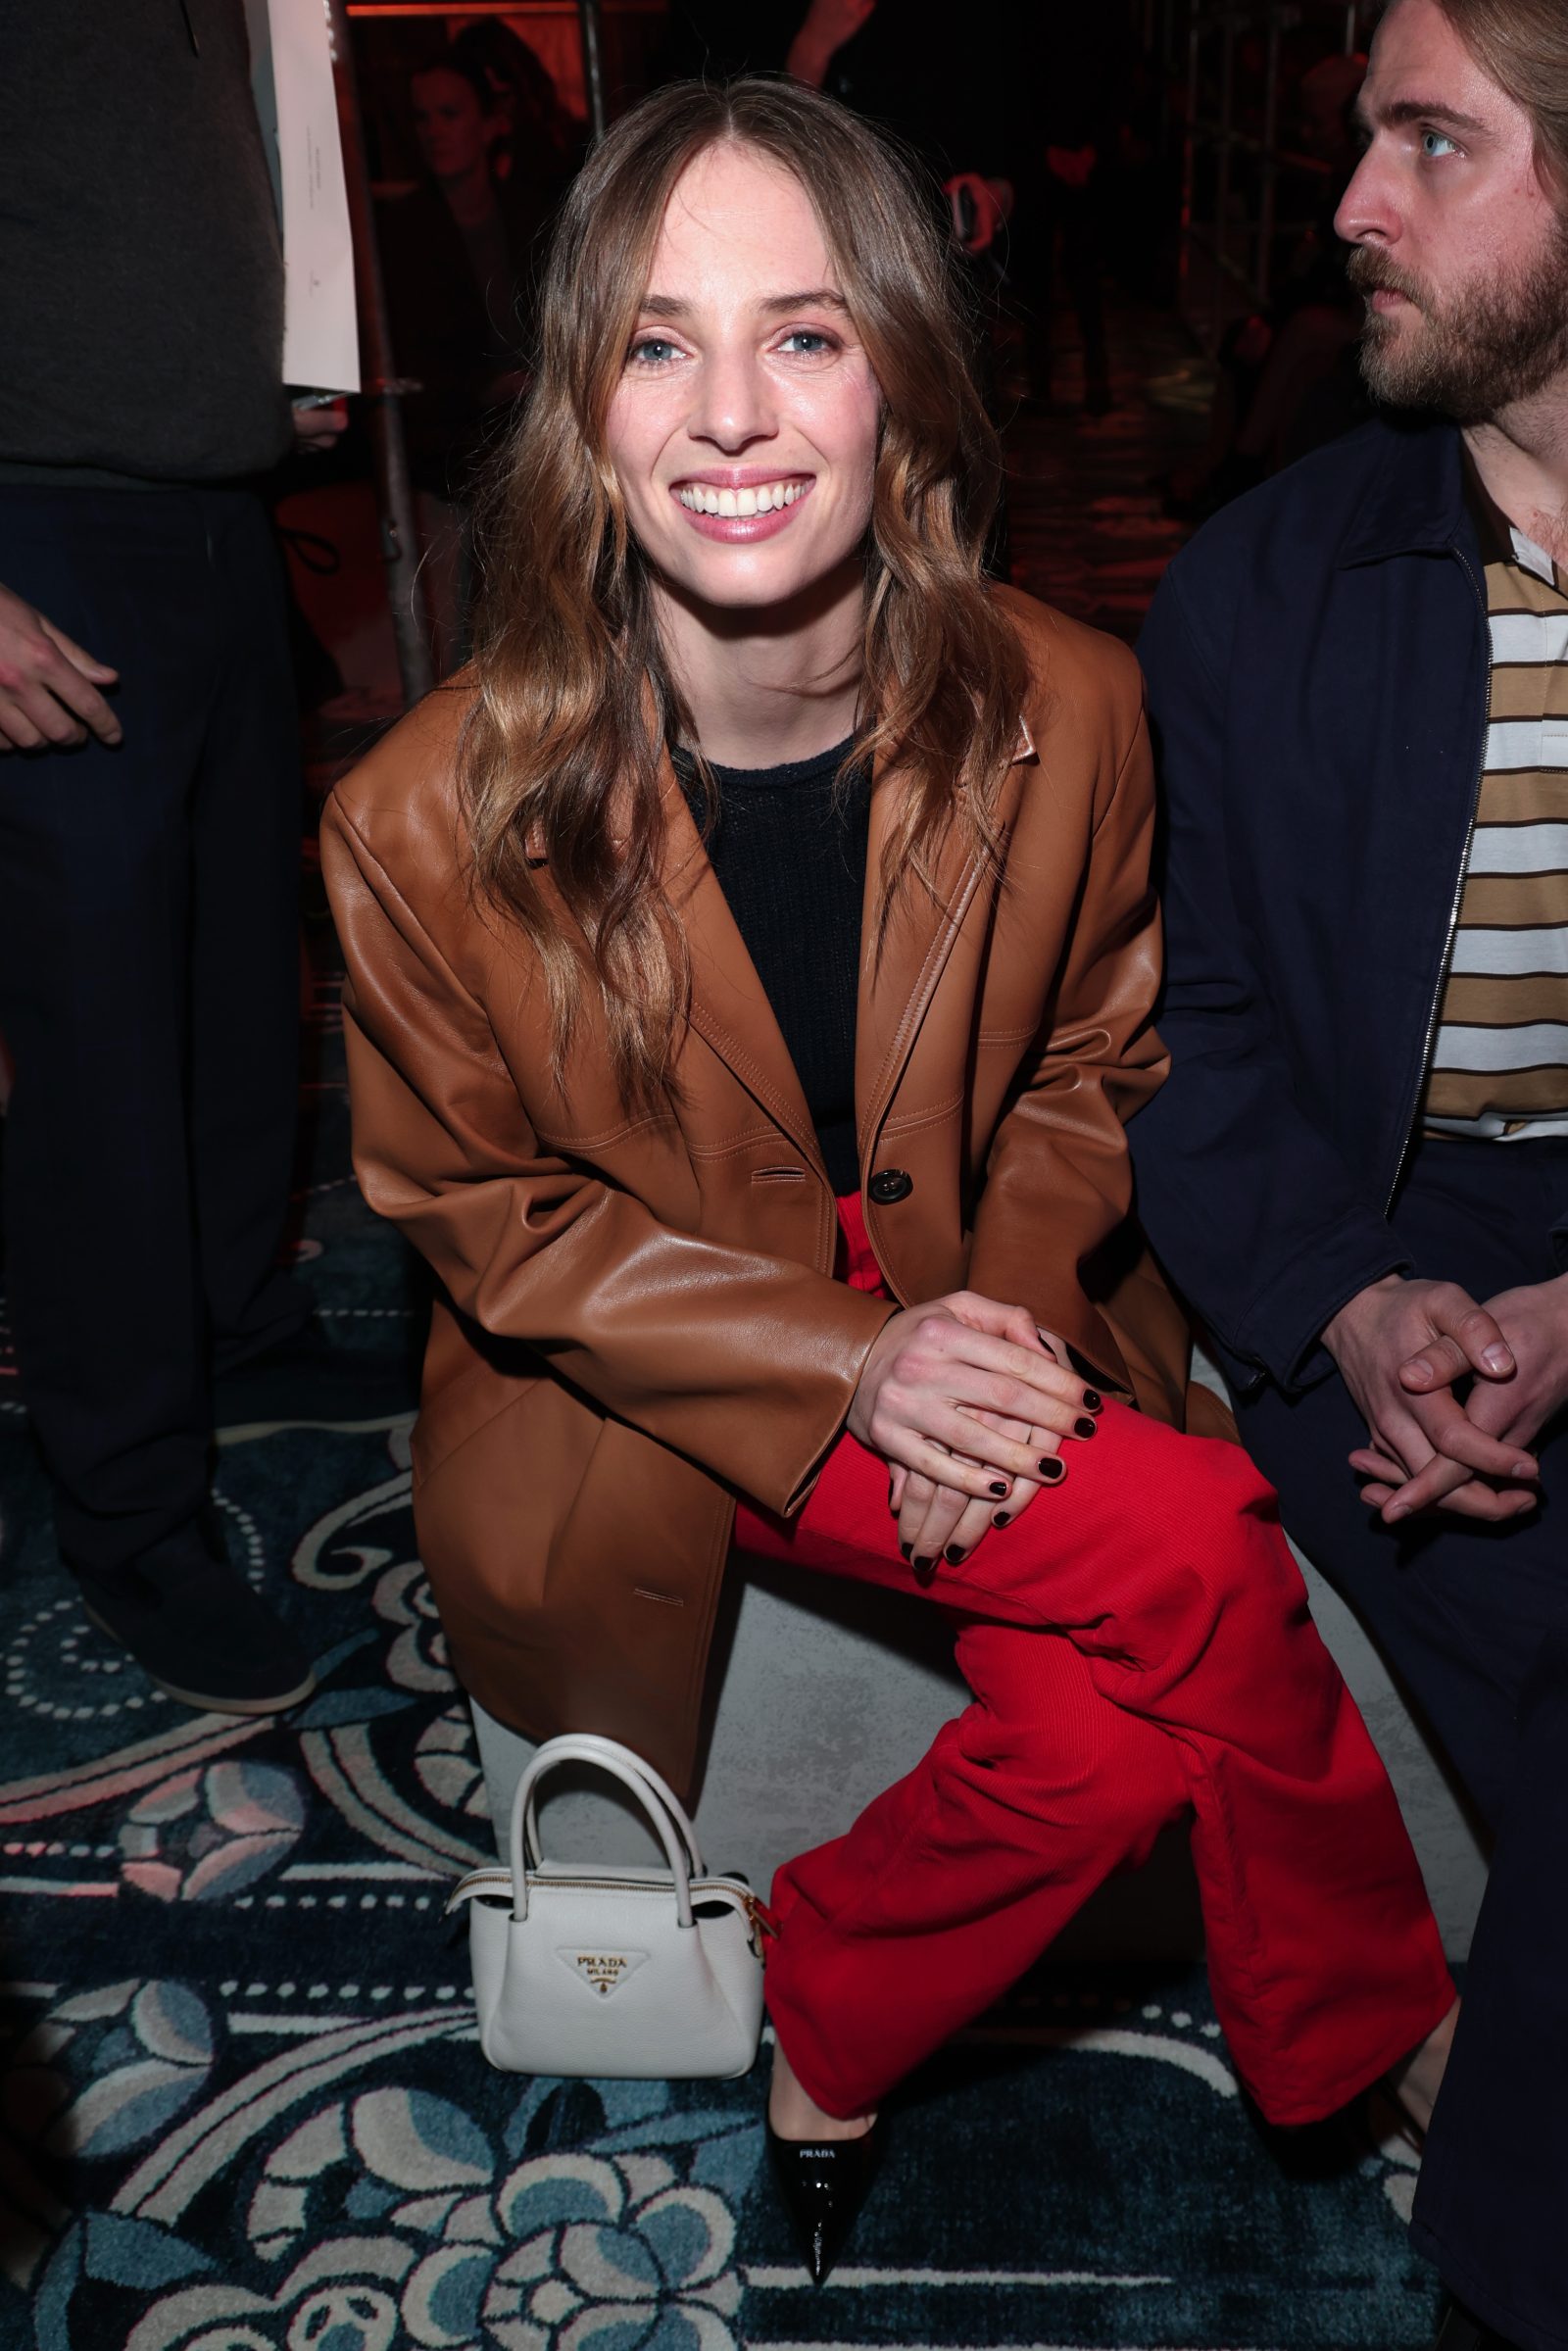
690, 348, 778, 451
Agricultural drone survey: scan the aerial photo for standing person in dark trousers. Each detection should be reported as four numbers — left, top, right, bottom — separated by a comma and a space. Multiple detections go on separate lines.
0, 0, 402, 1717
1129, 4, 1568, 2345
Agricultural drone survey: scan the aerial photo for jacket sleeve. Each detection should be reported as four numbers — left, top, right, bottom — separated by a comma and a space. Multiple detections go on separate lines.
1128, 563, 1408, 1393
964, 699, 1167, 1392
320, 794, 897, 1515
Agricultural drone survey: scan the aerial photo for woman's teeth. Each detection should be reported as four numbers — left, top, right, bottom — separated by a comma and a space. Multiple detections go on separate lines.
675, 480, 807, 517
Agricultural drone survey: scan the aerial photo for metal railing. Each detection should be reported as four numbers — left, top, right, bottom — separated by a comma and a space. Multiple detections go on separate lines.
1170, 0, 1368, 351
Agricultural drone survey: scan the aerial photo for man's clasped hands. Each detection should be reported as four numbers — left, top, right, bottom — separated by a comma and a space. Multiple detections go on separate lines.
845, 1259, 1568, 1569
1325, 1269, 1568, 1524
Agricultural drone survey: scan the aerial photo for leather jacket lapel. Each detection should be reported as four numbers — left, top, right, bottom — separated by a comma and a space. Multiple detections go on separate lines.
664, 722, 1036, 1184
855, 727, 1036, 1159
662, 755, 828, 1176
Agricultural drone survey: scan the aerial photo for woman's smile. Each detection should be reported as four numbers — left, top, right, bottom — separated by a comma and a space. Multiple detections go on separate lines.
670, 470, 815, 538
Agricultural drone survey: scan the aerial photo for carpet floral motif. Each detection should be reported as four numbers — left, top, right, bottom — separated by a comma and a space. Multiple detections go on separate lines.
0, 854, 1444, 2349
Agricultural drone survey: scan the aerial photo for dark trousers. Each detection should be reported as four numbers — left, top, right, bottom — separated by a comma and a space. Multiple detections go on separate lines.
0, 486, 305, 1574
1234, 1136, 1568, 2351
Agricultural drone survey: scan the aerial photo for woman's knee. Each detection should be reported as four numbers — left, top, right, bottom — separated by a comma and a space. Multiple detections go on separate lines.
1131, 1435, 1307, 1656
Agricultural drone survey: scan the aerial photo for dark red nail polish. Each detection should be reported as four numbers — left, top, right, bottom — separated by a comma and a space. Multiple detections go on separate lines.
912, 1555, 937, 1586
1083, 1389, 1102, 1411
989, 1481, 1008, 1497
993, 1511, 1011, 1527
900, 1541, 912, 1560
1041, 1458, 1065, 1484
1075, 1416, 1097, 1439
944, 1544, 966, 1565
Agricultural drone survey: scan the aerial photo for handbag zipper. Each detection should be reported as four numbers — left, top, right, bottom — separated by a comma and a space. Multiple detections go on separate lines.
1383, 546, 1493, 1213
450, 1870, 760, 1905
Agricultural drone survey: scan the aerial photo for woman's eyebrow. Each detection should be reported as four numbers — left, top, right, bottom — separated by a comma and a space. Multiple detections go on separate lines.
635, 288, 849, 319
760, 288, 849, 314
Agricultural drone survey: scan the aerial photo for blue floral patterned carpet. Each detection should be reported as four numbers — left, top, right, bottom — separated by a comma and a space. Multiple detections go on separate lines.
0, 358, 1446, 2350
0, 845, 1448, 2351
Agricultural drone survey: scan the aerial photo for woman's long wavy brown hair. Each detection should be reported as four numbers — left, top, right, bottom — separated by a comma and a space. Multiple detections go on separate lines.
464, 76, 1027, 1111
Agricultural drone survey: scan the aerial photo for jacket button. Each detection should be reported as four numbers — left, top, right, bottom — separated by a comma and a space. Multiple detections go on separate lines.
867, 1168, 913, 1205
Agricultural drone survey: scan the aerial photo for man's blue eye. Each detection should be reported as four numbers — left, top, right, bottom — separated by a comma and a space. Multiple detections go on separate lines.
1421, 129, 1459, 159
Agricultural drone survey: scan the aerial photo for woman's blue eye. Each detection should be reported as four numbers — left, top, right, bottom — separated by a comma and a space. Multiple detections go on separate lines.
1421, 128, 1459, 159
778, 329, 834, 356
628, 336, 679, 366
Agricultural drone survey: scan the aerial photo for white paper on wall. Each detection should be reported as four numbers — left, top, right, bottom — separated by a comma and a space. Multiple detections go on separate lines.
247, 0, 361, 392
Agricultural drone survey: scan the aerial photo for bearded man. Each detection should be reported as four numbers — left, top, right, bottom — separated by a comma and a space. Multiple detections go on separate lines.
1129, 3, 1568, 2345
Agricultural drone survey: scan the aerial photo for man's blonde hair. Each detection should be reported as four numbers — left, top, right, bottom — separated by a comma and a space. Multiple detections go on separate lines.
1437, 0, 1568, 199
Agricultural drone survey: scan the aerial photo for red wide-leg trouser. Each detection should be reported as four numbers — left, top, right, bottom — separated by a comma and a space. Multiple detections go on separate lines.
736, 1196, 1454, 2125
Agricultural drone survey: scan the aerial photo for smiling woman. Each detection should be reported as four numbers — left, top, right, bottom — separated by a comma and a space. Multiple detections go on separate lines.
320, 75, 1459, 2288
463, 79, 1022, 1110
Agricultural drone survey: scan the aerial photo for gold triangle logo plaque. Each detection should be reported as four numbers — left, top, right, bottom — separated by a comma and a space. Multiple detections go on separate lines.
558, 1948, 650, 1999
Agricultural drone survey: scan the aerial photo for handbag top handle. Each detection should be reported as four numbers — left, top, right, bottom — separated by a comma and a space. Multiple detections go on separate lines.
519, 1730, 705, 1876
508, 1733, 706, 1930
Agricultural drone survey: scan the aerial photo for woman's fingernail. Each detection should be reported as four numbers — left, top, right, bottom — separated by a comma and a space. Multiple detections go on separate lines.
912, 1556, 937, 1586
1040, 1458, 1065, 1484
944, 1544, 966, 1565
989, 1480, 1009, 1497
993, 1511, 1011, 1528
1074, 1416, 1097, 1440
1083, 1390, 1102, 1411
899, 1541, 912, 1560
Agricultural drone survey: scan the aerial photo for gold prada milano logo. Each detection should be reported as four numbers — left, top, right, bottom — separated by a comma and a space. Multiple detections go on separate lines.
558, 1948, 650, 1998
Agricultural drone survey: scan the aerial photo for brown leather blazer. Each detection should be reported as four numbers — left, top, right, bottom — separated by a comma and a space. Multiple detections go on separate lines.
321, 587, 1224, 1796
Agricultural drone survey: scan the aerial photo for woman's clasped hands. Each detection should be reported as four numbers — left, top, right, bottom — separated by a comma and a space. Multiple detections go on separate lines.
846, 1294, 1102, 1571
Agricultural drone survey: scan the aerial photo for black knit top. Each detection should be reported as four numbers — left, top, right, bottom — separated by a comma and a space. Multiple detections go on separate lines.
674, 736, 870, 1197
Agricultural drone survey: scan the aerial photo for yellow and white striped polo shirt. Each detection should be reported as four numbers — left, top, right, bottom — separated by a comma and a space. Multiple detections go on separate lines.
1422, 478, 1568, 1140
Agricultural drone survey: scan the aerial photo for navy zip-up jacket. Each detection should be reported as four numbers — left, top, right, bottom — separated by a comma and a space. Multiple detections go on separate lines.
1131, 415, 1512, 1397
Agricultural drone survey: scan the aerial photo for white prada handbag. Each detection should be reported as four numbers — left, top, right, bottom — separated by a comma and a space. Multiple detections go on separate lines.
447, 1731, 768, 2079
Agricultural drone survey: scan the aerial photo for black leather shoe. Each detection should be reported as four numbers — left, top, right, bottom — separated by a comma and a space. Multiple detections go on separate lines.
70, 1515, 316, 1717
765, 2118, 881, 2285
1436, 2299, 1525, 2351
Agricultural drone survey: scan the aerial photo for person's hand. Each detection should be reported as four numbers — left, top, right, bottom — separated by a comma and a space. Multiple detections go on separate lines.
1351, 1275, 1568, 1519
0, 582, 122, 752
786, 0, 876, 86
1322, 1274, 1538, 1524
291, 397, 349, 453
1046, 144, 1097, 191
848, 1294, 1100, 1570
886, 1300, 1093, 1565
944, 172, 1010, 255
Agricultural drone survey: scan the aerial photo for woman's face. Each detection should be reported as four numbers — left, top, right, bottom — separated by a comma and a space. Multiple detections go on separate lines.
412, 69, 499, 183
604, 142, 882, 618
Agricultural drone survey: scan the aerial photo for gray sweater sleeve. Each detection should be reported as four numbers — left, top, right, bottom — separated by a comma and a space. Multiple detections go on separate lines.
0, 0, 292, 486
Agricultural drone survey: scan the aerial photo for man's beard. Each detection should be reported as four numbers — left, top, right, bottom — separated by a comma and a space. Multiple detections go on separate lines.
1348, 227, 1568, 423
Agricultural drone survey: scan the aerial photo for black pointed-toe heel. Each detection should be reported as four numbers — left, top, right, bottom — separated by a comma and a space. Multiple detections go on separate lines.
765, 2117, 881, 2286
